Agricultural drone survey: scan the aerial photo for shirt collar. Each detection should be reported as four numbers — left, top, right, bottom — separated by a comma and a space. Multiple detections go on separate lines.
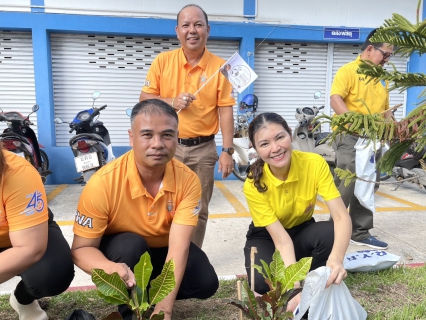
263, 151, 300, 187
127, 150, 176, 199
179, 47, 210, 70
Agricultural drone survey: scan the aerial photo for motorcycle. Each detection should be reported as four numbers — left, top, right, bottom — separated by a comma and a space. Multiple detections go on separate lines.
292, 91, 335, 169
0, 104, 51, 183
232, 94, 258, 181
54, 91, 115, 183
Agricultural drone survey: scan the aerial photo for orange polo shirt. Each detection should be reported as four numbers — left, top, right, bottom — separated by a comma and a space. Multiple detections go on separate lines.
142, 47, 235, 138
0, 151, 48, 248
74, 150, 201, 248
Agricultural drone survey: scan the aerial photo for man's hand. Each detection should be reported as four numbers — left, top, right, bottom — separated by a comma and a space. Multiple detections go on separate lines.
325, 256, 347, 288
110, 262, 136, 288
151, 302, 172, 319
174, 93, 196, 110
218, 152, 233, 179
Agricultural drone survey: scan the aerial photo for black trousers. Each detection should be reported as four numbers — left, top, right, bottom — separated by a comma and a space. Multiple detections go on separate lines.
0, 208, 75, 304
99, 232, 219, 320
243, 218, 334, 294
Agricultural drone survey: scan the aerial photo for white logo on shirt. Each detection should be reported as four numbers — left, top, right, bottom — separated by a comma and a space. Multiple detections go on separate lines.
75, 210, 93, 229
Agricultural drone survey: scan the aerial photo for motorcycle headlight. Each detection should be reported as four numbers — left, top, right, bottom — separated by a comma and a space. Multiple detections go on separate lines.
78, 112, 91, 121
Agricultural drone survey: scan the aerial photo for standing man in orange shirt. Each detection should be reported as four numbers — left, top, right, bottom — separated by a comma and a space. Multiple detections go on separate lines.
140, 4, 236, 248
71, 100, 218, 320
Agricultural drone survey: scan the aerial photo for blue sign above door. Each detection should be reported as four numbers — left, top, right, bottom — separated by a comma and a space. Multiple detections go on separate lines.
324, 28, 360, 40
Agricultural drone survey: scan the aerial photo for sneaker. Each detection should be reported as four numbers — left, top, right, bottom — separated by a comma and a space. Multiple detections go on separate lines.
9, 293, 48, 320
350, 236, 388, 250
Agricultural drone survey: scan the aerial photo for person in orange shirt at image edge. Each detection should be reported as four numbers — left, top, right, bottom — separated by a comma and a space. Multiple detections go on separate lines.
140, 4, 236, 248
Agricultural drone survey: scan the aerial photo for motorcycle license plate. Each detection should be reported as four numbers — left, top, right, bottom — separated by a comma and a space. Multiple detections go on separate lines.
74, 152, 100, 172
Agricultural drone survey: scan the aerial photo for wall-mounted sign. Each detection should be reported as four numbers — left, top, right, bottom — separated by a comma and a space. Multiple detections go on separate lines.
324, 28, 360, 40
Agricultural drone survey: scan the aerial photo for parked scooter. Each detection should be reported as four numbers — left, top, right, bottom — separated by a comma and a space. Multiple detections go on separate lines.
0, 104, 51, 183
54, 91, 115, 183
292, 91, 335, 168
232, 94, 258, 181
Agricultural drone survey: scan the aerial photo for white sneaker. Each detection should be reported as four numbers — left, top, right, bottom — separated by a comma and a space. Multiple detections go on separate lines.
9, 293, 48, 320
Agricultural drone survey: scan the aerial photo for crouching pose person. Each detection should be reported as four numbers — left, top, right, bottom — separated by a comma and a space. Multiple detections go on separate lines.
71, 99, 219, 320
0, 145, 74, 320
243, 113, 351, 311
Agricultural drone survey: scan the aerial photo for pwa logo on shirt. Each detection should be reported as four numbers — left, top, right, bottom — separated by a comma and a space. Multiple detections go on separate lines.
192, 199, 201, 216
22, 190, 45, 216
143, 79, 150, 87
75, 210, 93, 229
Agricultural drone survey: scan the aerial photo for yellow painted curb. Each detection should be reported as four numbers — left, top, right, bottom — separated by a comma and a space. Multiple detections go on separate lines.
47, 184, 69, 203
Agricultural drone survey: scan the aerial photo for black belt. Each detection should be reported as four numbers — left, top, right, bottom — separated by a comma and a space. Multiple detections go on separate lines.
178, 134, 215, 146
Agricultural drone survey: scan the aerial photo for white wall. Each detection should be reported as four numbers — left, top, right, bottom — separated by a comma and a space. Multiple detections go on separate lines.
43, 0, 245, 20
0, 0, 30, 12
256, 0, 421, 27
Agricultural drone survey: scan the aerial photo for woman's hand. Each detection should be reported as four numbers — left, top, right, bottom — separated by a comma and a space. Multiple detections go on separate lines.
325, 256, 347, 288
286, 292, 301, 313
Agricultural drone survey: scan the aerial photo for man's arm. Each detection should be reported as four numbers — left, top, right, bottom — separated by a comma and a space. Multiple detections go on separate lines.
140, 92, 196, 112
330, 94, 350, 115
152, 224, 194, 319
218, 106, 234, 179
71, 235, 136, 288
0, 222, 48, 284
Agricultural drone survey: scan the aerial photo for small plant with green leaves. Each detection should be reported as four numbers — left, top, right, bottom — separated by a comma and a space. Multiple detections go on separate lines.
91, 252, 175, 320
231, 250, 312, 320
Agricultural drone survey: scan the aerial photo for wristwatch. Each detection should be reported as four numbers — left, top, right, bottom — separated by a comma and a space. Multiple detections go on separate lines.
222, 147, 235, 155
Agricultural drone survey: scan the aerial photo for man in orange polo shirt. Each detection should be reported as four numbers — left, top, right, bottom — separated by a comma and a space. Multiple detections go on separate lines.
140, 4, 236, 248
71, 99, 218, 320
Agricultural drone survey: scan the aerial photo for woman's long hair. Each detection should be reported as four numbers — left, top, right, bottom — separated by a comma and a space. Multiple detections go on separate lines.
247, 113, 292, 193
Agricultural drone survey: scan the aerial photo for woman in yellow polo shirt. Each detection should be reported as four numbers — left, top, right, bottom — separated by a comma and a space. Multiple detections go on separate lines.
0, 145, 74, 320
243, 112, 351, 307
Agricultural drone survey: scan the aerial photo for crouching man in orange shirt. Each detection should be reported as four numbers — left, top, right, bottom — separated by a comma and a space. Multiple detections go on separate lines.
71, 99, 218, 320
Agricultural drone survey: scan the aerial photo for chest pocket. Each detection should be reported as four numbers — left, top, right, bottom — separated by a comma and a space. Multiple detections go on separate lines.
295, 195, 316, 220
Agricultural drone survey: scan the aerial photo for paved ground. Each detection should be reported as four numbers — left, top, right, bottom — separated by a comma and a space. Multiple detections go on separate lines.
1, 177, 426, 293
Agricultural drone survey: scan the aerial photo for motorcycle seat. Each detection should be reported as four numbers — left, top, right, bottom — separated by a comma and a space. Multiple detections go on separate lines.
0, 132, 31, 144
69, 133, 104, 146
315, 132, 332, 147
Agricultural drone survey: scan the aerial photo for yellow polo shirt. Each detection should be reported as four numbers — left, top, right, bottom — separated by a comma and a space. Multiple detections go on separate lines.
331, 55, 389, 115
142, 47, 235, 138
0, 151, 48, 248
244, 151, 340, 229
74, 150, 201, 248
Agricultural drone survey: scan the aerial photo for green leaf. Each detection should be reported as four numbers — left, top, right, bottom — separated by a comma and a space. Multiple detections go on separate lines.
270, 250, 285, 286
254, 264, 268, 280
134, 252, 152, 304
92, 269, 129, 305
260, 259, 272, 281
242, 280, 261, 319
149, 259, 176, 306
280, 257, 312, 293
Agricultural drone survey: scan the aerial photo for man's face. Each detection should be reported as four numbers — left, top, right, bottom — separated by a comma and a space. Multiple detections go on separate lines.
367, 43, 394, 67
175, 6, 210, 53
129, 112, 178, 170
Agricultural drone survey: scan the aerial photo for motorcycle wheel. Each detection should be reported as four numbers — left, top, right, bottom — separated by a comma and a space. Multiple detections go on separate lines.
232, 160, 248, 182
40, 150, 49, 171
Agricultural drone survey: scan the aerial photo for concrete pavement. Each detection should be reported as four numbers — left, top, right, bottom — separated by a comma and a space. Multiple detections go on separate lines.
1, 177, 426, 293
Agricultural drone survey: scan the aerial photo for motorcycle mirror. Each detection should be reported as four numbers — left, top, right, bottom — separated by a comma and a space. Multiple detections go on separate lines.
54, 117, 64, 124
126, 108, 132, 117
314, 91, 322, 100
32, 104, 40, 112
92, 91, 101, 100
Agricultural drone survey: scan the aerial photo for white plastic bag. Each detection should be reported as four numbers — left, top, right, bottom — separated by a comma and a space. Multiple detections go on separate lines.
294, 266, 367, 320
344, 250, 401, 272
354, 138, 381, 213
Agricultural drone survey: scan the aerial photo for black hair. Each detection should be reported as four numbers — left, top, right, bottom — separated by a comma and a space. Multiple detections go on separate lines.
177, 4, 209, 26
247, 112, 292, 193
131, 99, 178, 126
361, 28, 385, 51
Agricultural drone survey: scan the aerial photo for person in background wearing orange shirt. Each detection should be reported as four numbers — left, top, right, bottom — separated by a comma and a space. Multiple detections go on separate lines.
71, 100, 218, 320
0, 145, 74, 320
140, 4, 235, 248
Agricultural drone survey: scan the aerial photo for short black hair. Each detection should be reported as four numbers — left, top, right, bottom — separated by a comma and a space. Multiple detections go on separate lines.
177, 4, 209, 26
131, 99, 178, 126
361, 28, 385, 51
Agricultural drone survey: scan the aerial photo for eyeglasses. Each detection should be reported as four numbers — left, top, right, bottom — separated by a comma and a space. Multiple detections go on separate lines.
373, 46, 393, 59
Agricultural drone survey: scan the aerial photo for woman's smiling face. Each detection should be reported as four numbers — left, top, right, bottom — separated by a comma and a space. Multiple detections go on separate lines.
254, 122, 292, 179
